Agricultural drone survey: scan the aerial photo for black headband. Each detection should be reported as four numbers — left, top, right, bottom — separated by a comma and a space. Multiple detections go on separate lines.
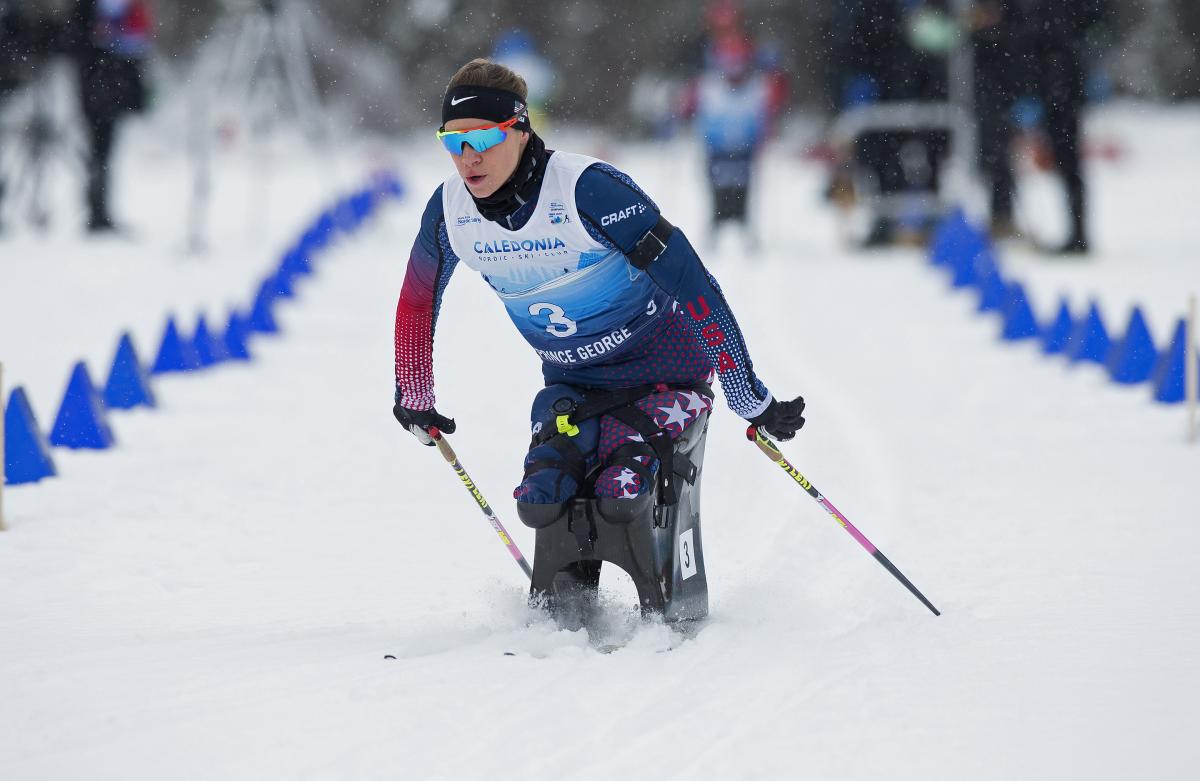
441, 85, 531, 130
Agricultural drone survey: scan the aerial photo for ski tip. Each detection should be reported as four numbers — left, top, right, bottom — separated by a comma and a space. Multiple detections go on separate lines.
383, 654, 396, 660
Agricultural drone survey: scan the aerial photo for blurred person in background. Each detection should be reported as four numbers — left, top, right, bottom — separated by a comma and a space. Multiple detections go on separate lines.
0, 0, 68, 233
756, 40, 791, 136
393, 58, 806, 562
969, 1, 1022, 239
678, 3, 784, 250
692, 0, 741, 68
1016, 0, 1108, 255
827, 0, 951, 246
63, 0, 150, 233
828, 0, 908, 116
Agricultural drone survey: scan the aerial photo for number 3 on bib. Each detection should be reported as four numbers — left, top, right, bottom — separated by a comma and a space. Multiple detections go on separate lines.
529, 302, 578, 338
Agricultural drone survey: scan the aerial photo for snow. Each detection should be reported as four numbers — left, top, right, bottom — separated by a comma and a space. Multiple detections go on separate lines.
2, 102, 1199, 780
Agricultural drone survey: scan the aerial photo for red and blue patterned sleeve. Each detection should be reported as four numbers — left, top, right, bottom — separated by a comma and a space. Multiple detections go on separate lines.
394, 186, 459, 411
576, 163, 773, 419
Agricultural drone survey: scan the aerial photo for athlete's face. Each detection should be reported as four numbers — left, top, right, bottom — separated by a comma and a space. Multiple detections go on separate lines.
445, 117, 529, 198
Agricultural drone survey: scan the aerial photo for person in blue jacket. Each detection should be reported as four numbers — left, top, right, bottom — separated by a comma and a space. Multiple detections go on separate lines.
393, 58, 805, 513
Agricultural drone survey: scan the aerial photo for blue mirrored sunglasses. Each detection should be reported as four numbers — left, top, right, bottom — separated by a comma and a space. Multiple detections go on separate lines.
436, 116, 520, 155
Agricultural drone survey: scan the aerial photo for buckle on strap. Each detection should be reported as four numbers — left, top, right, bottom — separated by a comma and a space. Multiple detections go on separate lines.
552, 397, 581, 437
628, 215, 675, 270
674, 455, 698, 485
556, 414, 580, 437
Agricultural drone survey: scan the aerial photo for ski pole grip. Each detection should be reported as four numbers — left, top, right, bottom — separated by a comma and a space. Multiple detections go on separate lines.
427, 427, 457, 463
746, 426, 785, 462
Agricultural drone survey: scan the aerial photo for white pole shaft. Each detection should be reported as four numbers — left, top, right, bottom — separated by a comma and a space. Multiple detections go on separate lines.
1, 361, 6, 531
1187, 295, 1197, 445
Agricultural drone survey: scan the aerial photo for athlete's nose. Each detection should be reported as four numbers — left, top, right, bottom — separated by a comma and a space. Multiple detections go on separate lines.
460, 144, 483, 165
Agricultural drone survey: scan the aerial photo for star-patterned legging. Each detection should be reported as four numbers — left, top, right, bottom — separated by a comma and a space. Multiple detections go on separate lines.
514, 383, 714, 505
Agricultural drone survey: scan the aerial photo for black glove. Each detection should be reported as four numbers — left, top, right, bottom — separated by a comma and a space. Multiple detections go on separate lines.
393, 400, 456, 446
749, 395, 806, 441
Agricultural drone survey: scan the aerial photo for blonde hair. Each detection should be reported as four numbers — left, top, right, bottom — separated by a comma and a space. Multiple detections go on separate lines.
447, 58, 529, 101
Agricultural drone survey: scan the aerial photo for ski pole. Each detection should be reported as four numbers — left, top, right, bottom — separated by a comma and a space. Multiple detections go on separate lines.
427, 427, 533, 580
747, 426, 940, 616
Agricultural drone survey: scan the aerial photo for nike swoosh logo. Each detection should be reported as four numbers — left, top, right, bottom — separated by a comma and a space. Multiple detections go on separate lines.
450, 96, 477, 106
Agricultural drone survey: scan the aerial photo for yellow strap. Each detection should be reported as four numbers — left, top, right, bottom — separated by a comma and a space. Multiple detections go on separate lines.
556, 414, 580, 437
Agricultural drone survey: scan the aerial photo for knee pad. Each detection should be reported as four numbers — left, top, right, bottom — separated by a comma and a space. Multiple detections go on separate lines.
515, 384, 599, 505
516, 500, 568, 529
596, 491, 654, 525
514, 454, 582, 505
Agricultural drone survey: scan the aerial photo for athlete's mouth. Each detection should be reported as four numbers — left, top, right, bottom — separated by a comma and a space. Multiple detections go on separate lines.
466, 173, 487, 186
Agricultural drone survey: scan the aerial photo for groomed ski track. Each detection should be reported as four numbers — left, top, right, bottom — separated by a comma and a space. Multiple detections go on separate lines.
2, 106, 1198, 780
